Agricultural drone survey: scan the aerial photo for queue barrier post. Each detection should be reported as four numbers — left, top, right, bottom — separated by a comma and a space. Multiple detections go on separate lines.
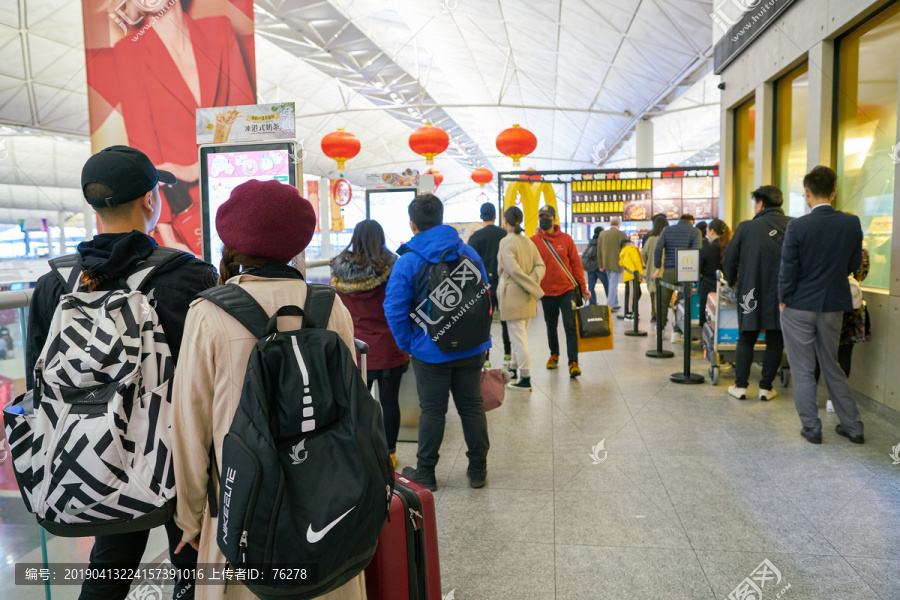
645, 276, 674, 358
669, 281, 705, 384
623, 268, 647, 338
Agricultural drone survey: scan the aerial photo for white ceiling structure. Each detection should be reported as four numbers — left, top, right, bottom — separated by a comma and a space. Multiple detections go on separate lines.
0, 0, 720, 222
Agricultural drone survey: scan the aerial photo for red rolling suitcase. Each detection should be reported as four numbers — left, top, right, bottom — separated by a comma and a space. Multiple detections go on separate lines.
365, 472, 441, 599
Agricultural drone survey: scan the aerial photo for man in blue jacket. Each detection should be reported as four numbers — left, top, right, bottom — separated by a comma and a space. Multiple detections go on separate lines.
779, 166, 864, 445
384, 194, 491, 491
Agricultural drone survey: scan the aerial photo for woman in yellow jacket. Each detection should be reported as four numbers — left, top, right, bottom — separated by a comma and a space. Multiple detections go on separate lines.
619, 237, 644, 321
170, 180, 365, 600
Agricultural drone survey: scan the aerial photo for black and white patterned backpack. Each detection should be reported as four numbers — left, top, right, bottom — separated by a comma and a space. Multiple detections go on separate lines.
3, 247, 182, 536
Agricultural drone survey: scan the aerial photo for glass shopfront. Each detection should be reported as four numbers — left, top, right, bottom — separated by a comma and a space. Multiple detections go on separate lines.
775, 63, 809, 218
835, 3, 900, 290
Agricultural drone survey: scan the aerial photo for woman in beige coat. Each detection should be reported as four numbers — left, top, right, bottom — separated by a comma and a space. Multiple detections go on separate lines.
170, 180, 366, 600
497, 206, 546, 392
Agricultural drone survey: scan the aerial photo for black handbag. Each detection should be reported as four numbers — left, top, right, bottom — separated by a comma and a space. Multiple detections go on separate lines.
577, 304, 612, 338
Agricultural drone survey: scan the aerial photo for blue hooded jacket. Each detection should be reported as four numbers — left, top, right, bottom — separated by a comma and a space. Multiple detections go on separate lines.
384, 224, 492, 364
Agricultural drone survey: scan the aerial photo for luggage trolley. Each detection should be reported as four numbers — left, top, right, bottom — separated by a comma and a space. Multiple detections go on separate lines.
701, 271, 790, 387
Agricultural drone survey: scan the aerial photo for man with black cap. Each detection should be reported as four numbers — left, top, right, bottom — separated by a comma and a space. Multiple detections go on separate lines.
467, 202, 511, 367
26, 145, 215, 600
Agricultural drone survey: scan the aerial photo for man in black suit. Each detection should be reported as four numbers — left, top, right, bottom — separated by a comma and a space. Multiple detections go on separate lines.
779, 166, 864, 445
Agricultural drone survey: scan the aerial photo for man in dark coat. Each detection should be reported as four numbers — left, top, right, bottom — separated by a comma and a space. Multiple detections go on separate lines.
467, 202, 510, 367
722, 186, 791, 401
779, 166, 864, 445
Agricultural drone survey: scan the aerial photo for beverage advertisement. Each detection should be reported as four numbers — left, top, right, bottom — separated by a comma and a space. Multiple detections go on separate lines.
196, 102, 296, 144
80, 0, 257, 256
205, 148, 291, 265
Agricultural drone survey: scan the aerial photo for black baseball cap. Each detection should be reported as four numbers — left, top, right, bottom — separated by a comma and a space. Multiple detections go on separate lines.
538, 204, 557, 218
81, 145, 176, 207
480, 202, 496, 220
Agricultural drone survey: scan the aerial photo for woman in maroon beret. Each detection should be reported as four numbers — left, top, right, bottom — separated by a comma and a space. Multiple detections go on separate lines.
169, 179, 365, 600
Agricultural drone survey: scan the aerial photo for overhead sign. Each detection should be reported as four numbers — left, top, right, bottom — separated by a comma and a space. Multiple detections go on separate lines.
677, 249, 700, 283
196, 102, 295, 144
713, 0, 800, 74
366, 170, 420, 189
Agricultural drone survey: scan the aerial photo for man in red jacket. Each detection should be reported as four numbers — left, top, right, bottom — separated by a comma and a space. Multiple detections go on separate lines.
531, 205, 591, 377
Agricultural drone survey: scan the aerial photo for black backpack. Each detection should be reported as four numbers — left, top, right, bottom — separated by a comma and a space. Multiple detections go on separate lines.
198, 283, 393, 600
413, 248, 492, 353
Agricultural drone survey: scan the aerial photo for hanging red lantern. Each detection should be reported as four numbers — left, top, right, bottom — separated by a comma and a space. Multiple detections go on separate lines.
471, 167, 493, 188
496, 124, 537, 167
409, 123, 449, 165
517, 167, 542, 182
320, 129, 360, 171
425, 168, 444, 191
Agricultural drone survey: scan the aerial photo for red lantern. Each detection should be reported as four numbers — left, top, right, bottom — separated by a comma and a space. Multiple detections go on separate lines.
517, 167, 542, 182
320, 129, 360, 171
471, 167, 493, 188
409, 123, 449, 165
496, 124, 537, 167
425, 168, 444, 191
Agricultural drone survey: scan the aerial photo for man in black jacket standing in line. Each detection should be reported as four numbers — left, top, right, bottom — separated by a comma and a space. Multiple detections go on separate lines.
723, 186, 791, 401
779, 166, 864, 445
468, 202, 510, 367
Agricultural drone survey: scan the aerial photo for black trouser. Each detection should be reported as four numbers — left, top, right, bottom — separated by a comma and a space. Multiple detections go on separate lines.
367, 363, 407, 452
411, 354, 489, 474
698, 279, 715, 329
734, 329, 784, 391
815, 344, 853, 380
624, 279, 642, 316
79, 516, 196, 600
489, 290, 511, 358
541, 289, 578, 365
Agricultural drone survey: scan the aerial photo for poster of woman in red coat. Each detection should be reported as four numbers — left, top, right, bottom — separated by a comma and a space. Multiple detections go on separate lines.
81, 0, 256, 255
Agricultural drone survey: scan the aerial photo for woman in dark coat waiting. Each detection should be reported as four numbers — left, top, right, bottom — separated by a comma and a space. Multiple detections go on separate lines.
332, 220, 409, 470
698, 219, 731, 330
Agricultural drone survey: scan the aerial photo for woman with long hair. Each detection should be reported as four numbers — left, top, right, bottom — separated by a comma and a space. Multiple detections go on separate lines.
170, 180, 365, 600
497, 206, 546, 391
331, 219, 408, 469
641, 214, 668, 322
699, 219, 731, 330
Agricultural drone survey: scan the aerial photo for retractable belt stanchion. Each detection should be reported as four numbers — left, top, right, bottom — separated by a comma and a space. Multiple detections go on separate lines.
669, 281, 705, 384
623, 268, 647, 338
645, 276, 674, 358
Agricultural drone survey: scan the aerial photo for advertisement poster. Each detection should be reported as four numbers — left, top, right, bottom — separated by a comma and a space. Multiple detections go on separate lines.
682, 177, 715, 199
682, 199, 717, 220
652, 199, 683, 220
196, 102, 295, 144
330, 179, 346, 232
652, 178, 682, 200
81, 0, 257, 256
365, 170, 420, 189
307, 180, 320, 233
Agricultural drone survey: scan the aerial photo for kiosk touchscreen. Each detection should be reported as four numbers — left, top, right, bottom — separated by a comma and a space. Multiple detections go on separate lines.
199, 142, 297, 265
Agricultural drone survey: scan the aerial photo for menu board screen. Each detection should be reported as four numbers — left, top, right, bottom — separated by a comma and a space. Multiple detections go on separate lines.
571, 175, 719, 222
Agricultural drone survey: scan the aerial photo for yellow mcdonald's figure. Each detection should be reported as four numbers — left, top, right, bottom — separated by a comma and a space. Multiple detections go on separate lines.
503, 180, 559, 233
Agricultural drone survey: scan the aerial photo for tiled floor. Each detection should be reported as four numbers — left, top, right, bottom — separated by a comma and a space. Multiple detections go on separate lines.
395, 293, 900, 600
1, 290, 899, 599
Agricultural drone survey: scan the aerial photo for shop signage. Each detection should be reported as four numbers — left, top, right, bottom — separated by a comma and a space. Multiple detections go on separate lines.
713, 0, 800, 74
677, 249, 700, 283
196, 102, 296, 144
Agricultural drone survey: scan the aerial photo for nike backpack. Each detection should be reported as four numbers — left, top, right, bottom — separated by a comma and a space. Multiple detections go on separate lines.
412, 248, 492, 353
3, 247, 182, 536
199, 282, 393, 600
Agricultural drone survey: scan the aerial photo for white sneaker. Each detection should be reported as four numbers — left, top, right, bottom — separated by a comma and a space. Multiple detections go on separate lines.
670, 331, 681, 343
728, 386, 748, 400
759, 388, 777, 401
826, 399, 835, 413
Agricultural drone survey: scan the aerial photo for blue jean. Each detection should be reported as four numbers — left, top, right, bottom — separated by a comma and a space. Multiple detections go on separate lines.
587, 269, 609, 304
606, 270, 623, 309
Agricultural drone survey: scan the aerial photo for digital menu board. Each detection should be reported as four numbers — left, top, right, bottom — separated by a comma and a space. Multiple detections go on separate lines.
571, 175, 718, 222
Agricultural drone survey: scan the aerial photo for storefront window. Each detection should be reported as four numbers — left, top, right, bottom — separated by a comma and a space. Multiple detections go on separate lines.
733, 99, 756, 226
775, 63, 809, 217
836, 3, 900, 290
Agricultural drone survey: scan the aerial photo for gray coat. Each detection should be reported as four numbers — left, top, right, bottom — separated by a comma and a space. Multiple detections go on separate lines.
497, 233, 546, 321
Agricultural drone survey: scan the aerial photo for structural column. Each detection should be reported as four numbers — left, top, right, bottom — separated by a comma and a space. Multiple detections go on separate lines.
319, 176, 331, 259
635, 119, 654, 168
83, 202, 94, 241
807, 41, 835, 170
58, 211, 67, 256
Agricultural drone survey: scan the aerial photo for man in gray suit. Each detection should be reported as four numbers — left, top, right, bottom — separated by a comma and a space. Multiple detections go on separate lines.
779, 166, 864, 445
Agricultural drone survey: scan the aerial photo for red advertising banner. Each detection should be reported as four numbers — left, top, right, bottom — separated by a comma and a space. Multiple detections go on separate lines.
80, 0, 256, 256
307, 180, 320, 234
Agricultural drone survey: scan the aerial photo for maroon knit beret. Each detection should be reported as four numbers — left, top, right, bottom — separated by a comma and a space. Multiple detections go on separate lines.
216, 179, 316, 261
